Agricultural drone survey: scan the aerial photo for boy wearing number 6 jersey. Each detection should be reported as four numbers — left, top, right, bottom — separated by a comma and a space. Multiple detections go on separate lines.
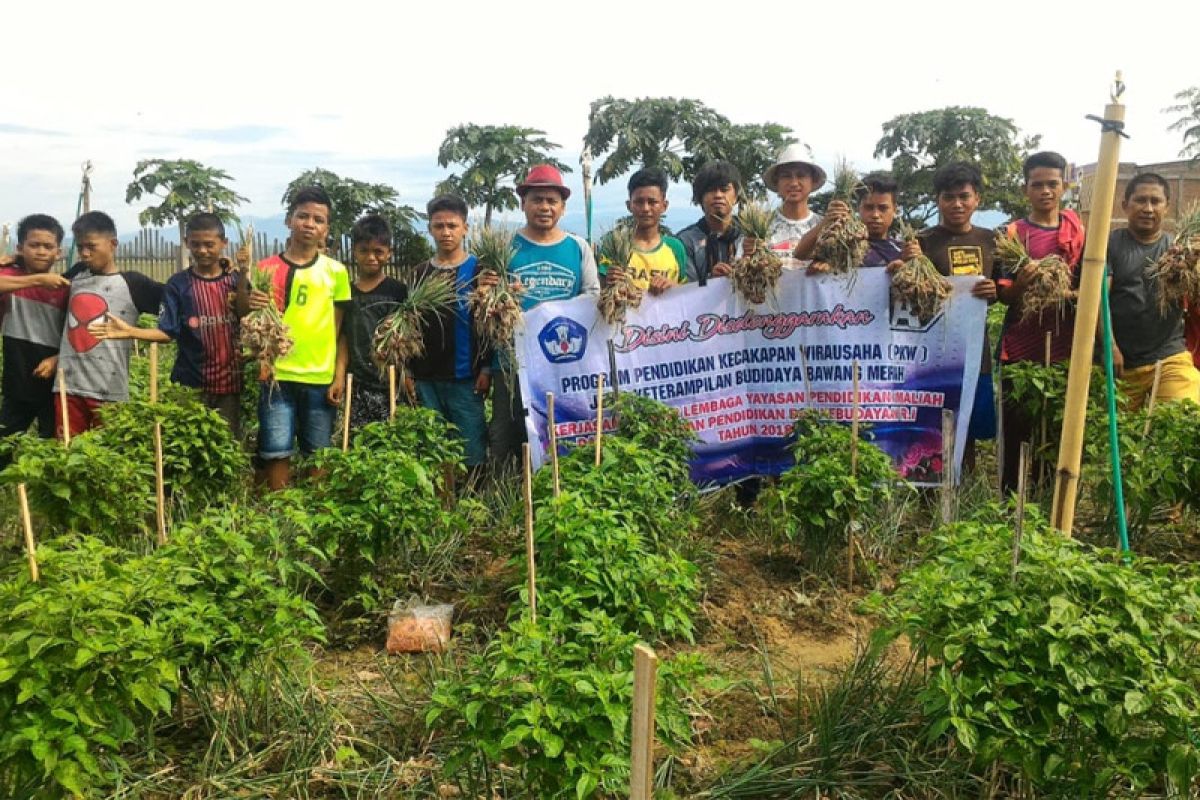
238, 186, 351, 490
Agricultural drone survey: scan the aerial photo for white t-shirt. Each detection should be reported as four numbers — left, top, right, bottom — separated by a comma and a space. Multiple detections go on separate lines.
768, 209, 822, 270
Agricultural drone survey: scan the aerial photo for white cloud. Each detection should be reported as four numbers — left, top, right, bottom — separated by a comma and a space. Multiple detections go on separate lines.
2, 0, 1195, 236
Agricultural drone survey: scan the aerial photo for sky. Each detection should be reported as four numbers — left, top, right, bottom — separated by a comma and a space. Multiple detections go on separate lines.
2, 0, 1197, 245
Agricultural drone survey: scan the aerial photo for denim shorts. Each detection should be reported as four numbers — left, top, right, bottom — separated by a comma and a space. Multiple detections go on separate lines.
258, 381, 336, 459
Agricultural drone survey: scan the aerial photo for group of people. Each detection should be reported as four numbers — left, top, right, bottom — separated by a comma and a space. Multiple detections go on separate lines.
1, 146, 1197, 495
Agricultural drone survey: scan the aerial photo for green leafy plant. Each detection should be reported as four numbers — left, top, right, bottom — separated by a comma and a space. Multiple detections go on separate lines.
0, 538, 181, 797
757, 413, 898, 571
306, 445, 467, 610
519, 491, 700, 642
607, 390, 698, 468
0, 511, 323, 798
427, 605, 705, 799
872, 517, 1200, 795
0, 394, 249, 545
534, 437, 696, 551
1003, 361, 1116, 469
1087, 399, 1200, 539
93, 396, 250, 510
351, 406, 465, 479
0, 434, 156, 544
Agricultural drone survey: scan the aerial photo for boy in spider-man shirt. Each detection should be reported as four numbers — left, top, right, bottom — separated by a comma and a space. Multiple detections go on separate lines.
54, 211, 163, 437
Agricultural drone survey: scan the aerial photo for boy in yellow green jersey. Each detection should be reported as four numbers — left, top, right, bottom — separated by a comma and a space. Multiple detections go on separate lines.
239, 186, 351, 490
601, 167, 687, 295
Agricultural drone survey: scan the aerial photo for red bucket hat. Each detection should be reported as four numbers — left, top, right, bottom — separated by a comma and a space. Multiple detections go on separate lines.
516, 164, 571, 200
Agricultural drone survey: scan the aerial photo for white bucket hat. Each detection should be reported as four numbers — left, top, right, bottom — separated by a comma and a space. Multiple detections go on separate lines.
763, 143, 827, 193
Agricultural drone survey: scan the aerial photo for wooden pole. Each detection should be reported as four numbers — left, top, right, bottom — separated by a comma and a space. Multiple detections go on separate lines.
629, 644, 659, 800
995, 364, 1005, 493
940, 409, 956, 525
848, 360, 860, 588
1051, 75, 1126, 536
547, 391, 560, 497
594, 373, 606, 467
342, 374, 354, 452
17, 484, 39, 582
149, 342, 159, 404
1038, 331, 1052, 484
608, 339, 621, 397
1141, 360, 1163, 437
850, 360, 860, 474
1012, 442, 1031, 582
57, 367, 70, 446
388, 365, 397, 421
153, 422, 167, 546
522, 443, 537, 622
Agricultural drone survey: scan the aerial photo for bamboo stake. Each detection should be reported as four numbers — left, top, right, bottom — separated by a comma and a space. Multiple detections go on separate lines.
522, 443, 537, 622
1040, 331, 1051, 484
630, 644, 659, 800
608, 339, 621, 397
594, 373, 606, 467
342, 374, 354, 452
547, 391, 560, 497
940, 409, 956, 524
149, 342, 159, 403
848, 360, 860, 588
1012, 442, 1031, 582
17, 484, 39, 582
153, 422, 167, 546
1141, 360, 1163, 436
388, 365, 397, 421
57, 367, 70, 446
1051, 74, 1126, 536
995, 364, 1005, 493
441, 462, 456, 508
850, 360, 860, 474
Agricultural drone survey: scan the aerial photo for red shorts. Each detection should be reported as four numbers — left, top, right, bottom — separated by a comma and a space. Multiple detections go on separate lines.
55, 394, 107, 440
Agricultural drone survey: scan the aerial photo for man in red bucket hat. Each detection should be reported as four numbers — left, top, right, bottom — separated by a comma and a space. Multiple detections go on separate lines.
482, 164, 599, 469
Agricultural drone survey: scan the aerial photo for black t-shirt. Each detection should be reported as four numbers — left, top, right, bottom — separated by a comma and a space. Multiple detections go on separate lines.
347, 277, 407, 393
919, 225, 996, 374
1107, 229, 1183, 369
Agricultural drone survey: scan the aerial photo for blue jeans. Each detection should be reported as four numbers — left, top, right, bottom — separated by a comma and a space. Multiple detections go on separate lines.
258, 381, 336, 459
415, 378, 487, 466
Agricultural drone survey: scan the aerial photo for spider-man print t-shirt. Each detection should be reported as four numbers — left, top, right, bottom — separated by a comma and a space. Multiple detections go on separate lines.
55, 270, 164, 401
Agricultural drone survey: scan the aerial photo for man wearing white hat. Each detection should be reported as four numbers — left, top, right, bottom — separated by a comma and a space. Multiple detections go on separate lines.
762, 144, 827, 270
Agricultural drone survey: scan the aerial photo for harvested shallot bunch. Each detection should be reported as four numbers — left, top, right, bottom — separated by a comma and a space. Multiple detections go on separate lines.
466, 225, 523, 368
596, 225, 644, 324
812, 159, 868, 275
241, 264, 293, 383
1150, 204, 1200, 314
731, 200, 783, 304
994, 231, 1072, 321
890, 222, 951, 324
373, 273, 457, 379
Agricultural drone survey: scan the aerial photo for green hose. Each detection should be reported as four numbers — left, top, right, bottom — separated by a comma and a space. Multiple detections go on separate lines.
1100, 279, 1131, 558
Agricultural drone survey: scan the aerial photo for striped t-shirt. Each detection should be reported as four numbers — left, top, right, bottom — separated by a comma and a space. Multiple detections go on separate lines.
157, 265, 242, 395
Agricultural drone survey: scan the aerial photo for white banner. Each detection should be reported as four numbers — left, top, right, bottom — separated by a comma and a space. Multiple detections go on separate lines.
516, 269, 985, 486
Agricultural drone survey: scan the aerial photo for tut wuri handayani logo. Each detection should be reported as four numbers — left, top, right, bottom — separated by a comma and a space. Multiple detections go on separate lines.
538, 316, 588, 363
